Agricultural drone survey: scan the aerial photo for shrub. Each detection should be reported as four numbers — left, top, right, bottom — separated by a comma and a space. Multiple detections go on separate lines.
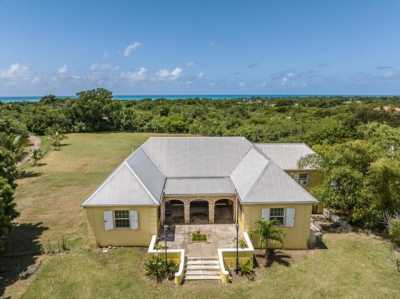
239, 260, 255, 281
239, 239, 247, 248
144, 255, 177, 282
32, 149, 43, 166
389, 219, 400, 247
192, 230, 207, 242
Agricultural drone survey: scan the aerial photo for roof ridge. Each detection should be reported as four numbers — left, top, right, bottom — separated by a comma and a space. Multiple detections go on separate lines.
167, 176, 230, 179
255, 142, 309, 145
138, 144, 166, 177
124, 161, 160, 205
242, 154, 271, 200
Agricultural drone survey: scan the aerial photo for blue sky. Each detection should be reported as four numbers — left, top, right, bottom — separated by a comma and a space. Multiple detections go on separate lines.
1, 0, 400, 96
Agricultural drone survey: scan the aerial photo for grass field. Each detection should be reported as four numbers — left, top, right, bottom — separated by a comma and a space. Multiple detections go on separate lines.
2, 133, 400, 298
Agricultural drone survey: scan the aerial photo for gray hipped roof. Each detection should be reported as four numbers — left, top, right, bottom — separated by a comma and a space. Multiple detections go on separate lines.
141, 137, 252, 177
239, 161, 317, 204
231, 147, 317, 204
164, 177, 235, 195
83, 137, 317, 207
126, 148, 165, 201
255, 143, 316, 170
81, 162, 160, 207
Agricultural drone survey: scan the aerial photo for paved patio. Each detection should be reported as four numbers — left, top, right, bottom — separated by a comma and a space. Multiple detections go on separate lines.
165, 224, 237, 257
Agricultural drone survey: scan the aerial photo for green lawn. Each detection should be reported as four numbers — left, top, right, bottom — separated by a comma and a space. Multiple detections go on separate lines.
3, 133, 400, 298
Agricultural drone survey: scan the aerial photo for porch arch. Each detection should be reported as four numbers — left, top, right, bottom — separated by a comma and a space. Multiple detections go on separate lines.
164, 199, 185, 225
214, 198, 235, 224
190, 200, 209, 224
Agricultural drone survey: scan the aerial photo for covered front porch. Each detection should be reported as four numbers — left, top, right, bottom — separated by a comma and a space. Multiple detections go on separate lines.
160, 196, 239, 225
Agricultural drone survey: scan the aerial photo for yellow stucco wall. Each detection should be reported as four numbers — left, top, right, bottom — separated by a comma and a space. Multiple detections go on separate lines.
287, 169, 321, 189
222, 252, 253, 270
240, 203, 312, 249
85, 205, 158, 247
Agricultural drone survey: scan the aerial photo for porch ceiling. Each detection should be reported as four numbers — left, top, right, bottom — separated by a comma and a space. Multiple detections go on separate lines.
164, 177, 236, 196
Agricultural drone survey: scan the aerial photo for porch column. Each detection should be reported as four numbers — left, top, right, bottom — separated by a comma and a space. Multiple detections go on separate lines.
184, 200, 190, 224
209, 200, 215, 224
160, 200, 165, 225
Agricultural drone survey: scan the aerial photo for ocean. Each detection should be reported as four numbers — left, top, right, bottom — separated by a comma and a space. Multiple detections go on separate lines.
0, 94, 312, 103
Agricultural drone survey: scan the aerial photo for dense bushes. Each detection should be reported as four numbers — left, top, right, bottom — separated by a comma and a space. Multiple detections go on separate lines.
302, 123, 400, 230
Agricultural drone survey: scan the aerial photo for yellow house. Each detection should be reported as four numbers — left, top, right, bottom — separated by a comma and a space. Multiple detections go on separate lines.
82, 137, 318, 250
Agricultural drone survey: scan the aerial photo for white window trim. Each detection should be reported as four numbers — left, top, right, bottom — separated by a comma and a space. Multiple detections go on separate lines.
297, 172, 309, 186
270, 208, 286, 226
113, 210, 131, 229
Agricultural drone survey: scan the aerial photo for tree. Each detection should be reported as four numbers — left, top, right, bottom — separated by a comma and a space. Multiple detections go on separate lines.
46, 128, 66, 151
358, 158, 400, 228
39, 94, 58, 105
0, 177, 19, 251
255, 219, 284, 263
68, 88, 120, 131
301, 123, 400, 229
0, 148, 18, 188
0, 118, 29, 161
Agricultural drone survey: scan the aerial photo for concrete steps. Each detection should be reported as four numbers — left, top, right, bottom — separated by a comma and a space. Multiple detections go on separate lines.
185, 257, 221, 281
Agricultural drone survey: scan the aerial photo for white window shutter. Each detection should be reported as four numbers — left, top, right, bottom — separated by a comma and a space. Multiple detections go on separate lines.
261, 208, 270, 220
104, 211, 113, 231
285, 208, 295, 227
130, 210, 139, 229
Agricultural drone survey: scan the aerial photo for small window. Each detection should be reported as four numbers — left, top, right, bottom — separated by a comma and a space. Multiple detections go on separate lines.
114, 210, 130, 228
297, 173, 309, 186
270, 208, 285, 225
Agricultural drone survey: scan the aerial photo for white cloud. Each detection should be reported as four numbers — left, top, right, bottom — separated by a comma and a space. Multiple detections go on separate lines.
90, 63, 119, 72
57, 64, 68, 75
54, 64, 81, 81
0, 63, 30, 80
156, 67, 182, 81
123, 42, 143, 57
186, 61, 195, 67
121, 67, 147, 81
31, 76, 41, 84
197, 72, 205, 79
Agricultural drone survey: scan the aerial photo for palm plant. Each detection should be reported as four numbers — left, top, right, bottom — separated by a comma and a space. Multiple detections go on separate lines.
46, 128, 66, 151
255, 219, 284, 262
0, 133, 27, 161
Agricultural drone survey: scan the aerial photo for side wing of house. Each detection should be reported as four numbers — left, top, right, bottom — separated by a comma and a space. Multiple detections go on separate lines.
256, 143, 323, 214
231, 148, 317, 249
81, 148, 165, 247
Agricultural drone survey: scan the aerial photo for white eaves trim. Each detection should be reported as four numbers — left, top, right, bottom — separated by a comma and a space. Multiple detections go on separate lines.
81, 162, 126, 207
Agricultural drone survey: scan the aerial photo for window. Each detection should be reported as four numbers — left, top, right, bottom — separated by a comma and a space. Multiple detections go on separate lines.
297, 173, 309, 186
114, 210, 130, 228
270, 208, 285, 225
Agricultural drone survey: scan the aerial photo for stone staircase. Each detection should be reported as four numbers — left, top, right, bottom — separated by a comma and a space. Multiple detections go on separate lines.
185, 256, 221, 281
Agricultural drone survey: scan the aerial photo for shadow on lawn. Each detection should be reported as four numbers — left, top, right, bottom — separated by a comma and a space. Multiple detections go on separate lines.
0, 222, 47, 298
18, 170, 42, 180
254, 249, 292, 268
